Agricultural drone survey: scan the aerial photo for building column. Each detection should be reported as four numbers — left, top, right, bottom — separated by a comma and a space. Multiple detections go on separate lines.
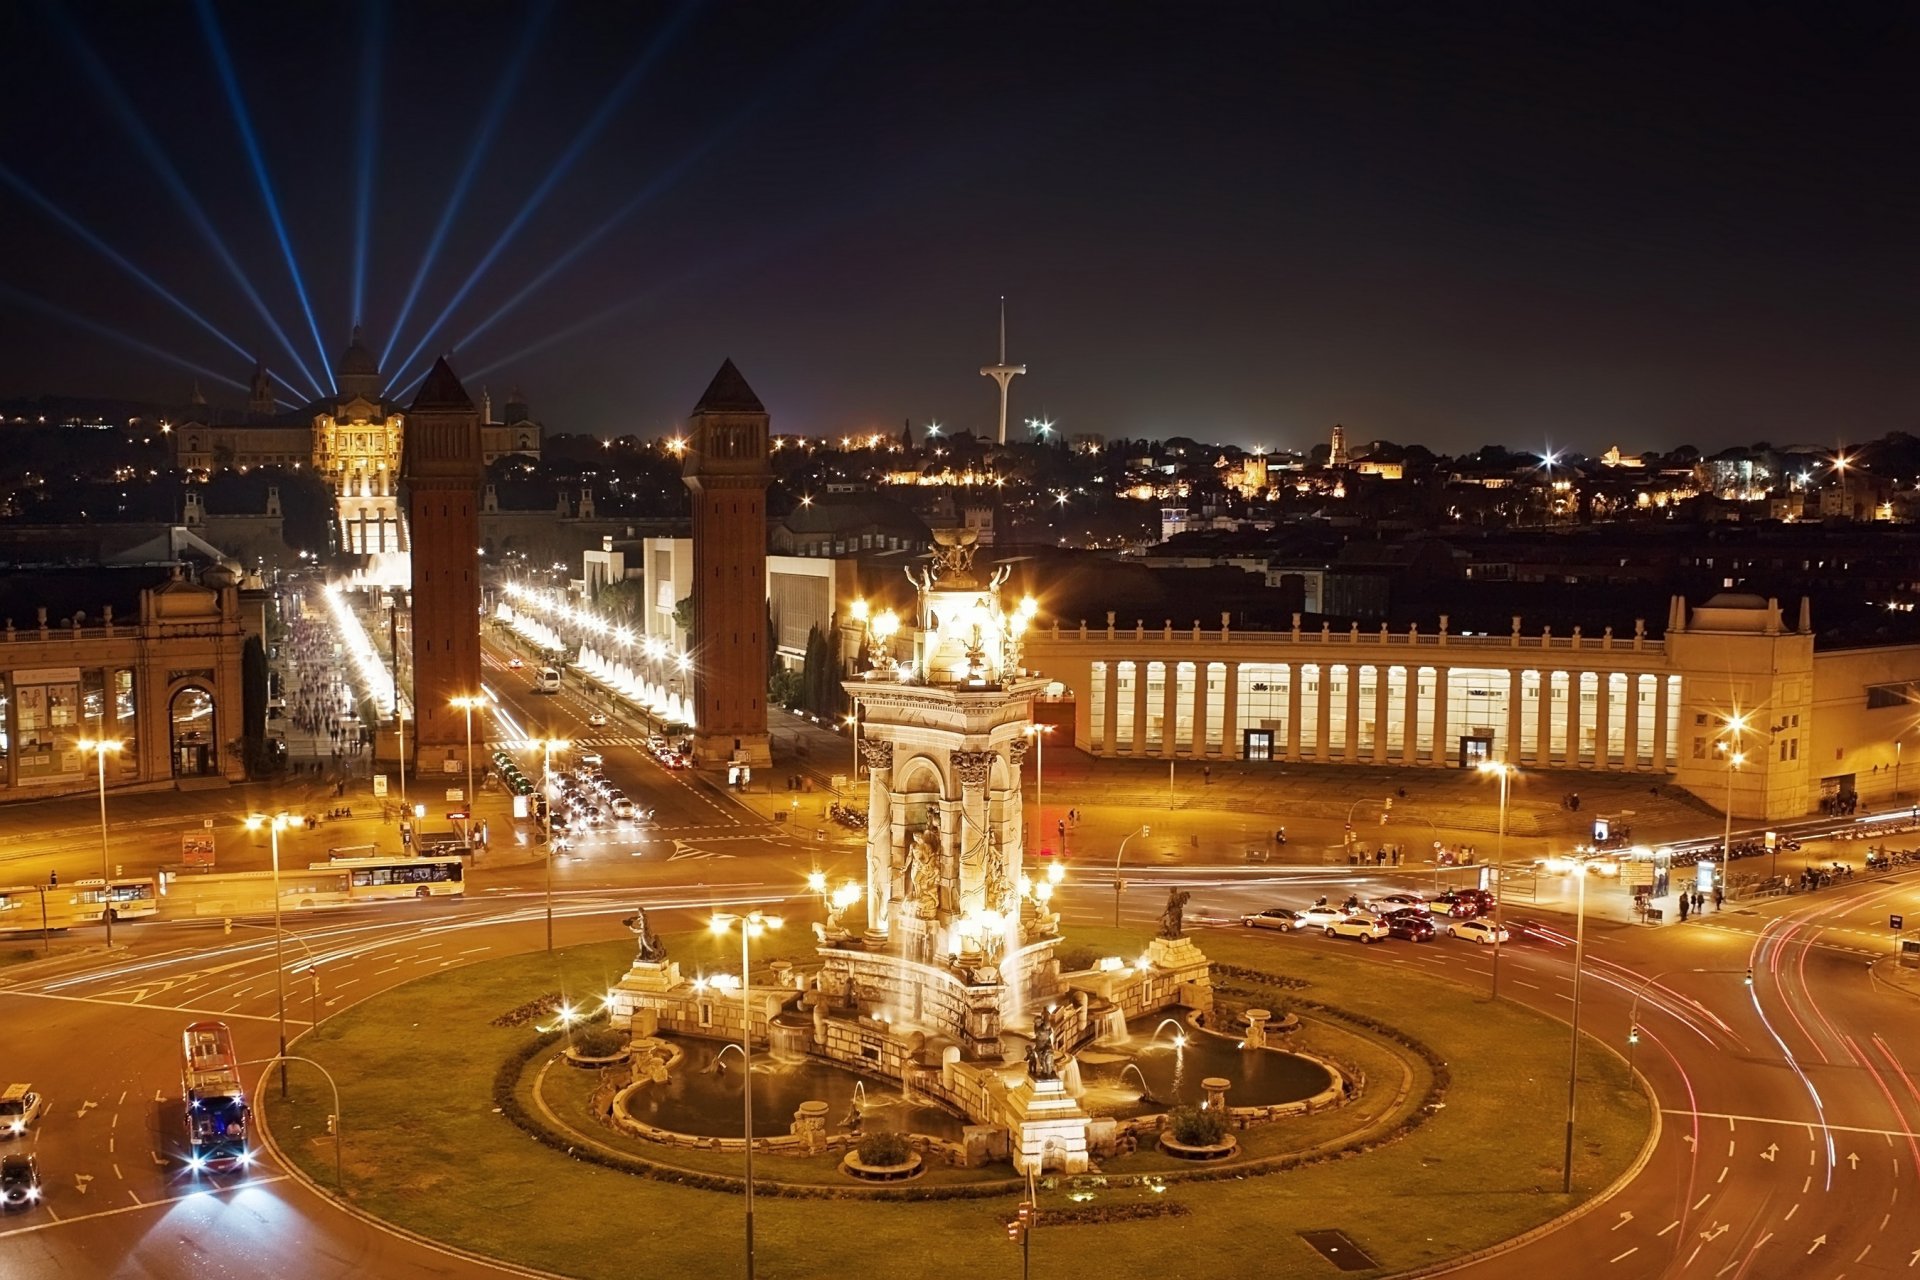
1102, 663, 1119, 754
1505, 670, 1524, 763
1285, 664, 1303, 761
1651, 675, 1671, 772
1401, 666, 1419, 765
1221, 661, 1240, 759
1315, 666, 1333, 759
864, 744, 894, 933
1431, 666, 1450, 766
1593, 671, 1613, 770
1537, 672, 1555, 765
1193, 664, 1211, 757
1372, 665, 1390, 765
1131, 665, 1149, 755
1342, 665, 1361, 763
1566, 671, 1585, 768
1623, 674, 1642, 770
1161, 663, 1179, 758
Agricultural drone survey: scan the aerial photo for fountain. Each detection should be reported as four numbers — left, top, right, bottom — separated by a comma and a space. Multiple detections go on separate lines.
1118, 1063, 1159, 1106
601, 530, 1221, 1173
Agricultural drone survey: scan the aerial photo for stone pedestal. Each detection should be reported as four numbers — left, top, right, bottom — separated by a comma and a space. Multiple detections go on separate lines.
1147, 934, 1214, 1015
618, 959, 684, 992
1244, 1008, 1271, 1050
1006, 1077, 1091, 1175
791, 1100, 830, 1155
1202, 1076, 1231, 1112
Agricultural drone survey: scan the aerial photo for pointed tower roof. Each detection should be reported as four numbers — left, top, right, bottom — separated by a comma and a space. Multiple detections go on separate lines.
409, 356, 474, 412
338, 324, 380, 378
692, 359, 764, 415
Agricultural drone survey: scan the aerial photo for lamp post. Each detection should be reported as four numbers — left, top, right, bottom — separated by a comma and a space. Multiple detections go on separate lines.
77, 738, 122, 948
1024, 725, 1053, 849
710, 909, 783, 1280
1561, 863, 1588, 1193
1112, 825, 1151, 927
535, 737, 570, 952
1717, 713, 1748, 889
244, 812, 294, 1098
1475, 760, 1515, 998
451, 696, 485, 818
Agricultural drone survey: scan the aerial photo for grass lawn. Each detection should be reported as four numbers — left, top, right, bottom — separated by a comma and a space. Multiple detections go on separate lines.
267, 924, 1650, 1279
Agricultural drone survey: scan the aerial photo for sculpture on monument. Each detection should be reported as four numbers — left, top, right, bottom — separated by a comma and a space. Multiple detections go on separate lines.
626, 908, 667, 963
904, 821, 941, 921
1158, 888, 1192, 940
1025, 1010, 1059, 1082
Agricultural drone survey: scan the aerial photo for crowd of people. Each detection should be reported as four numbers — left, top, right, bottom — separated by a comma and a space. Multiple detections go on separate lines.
278, 610, 368, 777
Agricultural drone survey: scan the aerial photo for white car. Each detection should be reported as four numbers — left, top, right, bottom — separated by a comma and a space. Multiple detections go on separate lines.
1450, 919, 1512, 945
1295, 905, 1349, 930
1367, 893, 1428, 914
1242, 907, 1306, 931
1325, 914, 1389, 943
587, 711, 608, 727
0, 1087, 42, 1138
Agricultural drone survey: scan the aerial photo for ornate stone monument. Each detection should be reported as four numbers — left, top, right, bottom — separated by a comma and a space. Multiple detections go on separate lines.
1005, 1008, 1091, 1174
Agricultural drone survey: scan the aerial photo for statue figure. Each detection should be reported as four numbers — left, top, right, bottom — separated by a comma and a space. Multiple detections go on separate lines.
1025, 1011, 1059, 1082
625, 907, 667, 963
1158, 888, 1191, 940
982, 835, 1012, 915
905, 821, 941, 921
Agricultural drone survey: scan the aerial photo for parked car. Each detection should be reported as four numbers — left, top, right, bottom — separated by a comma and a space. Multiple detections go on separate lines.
1325, 914, 1389, 943
1386, 913, 1436, 942
1242, 907, 1306, 931
0, 1153, 40, 1209
1295, 904, 1348, 930
1449, 919, 1512, 945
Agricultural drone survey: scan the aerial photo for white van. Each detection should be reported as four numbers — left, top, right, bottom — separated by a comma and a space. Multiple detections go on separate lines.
534, 667, 561, 694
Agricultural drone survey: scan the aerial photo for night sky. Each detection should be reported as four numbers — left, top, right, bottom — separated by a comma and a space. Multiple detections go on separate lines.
1, 1, 1916, 453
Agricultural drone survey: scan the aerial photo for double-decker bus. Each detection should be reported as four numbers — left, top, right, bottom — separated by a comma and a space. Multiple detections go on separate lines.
181, 1021, 250, 1174
316, 855, 465, 901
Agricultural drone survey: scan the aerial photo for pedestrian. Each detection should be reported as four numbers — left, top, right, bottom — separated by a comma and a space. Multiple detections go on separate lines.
1203, 765, 1211, 785
1713, 885, 1724, 911
1679, 894, 1690, 922
48, 869, 58, 887
1693, 890, 1704, 915
1392, 846, 1401, 867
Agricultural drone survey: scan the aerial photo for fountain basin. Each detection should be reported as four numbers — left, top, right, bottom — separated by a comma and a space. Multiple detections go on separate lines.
840, 1151, 925, 1181
1075, 1014, 1333, 1119
618, 1035, 966, 1142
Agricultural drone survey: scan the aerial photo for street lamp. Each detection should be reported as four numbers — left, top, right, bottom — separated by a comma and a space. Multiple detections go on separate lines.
1024, 725, 1054, 850
450, 695, 486, 818
710, 909, 783, 1280
76, 738, 122, 948
1112, 825, 1151, 927
1716, 713, 1748, 887
1475, 760, 1516, 998
533, 737, 570, 952
1561, 862, 1589, 1193
243, 812, 295, 1098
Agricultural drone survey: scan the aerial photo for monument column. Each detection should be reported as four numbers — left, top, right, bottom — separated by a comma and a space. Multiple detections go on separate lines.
863, 741, 895, 933
952, 750, 995, 913
1431, 666, 1451, 766
1401, 665, 1419, 764
1594, 673, 1613, 769
1342, 665, 1361, 762
1505, 670, 1524, 763
1537, 672, 1555, 765
1285, 664, 1303, 760
1566, 671, 1585, 768
1192, 665, 1210, 757
1651, 674, 1671, 771
1131, 668, 1148, 754
1160, 662, 1178, 757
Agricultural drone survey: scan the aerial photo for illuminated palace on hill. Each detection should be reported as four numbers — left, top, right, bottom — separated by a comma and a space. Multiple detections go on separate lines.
168, 329, 543, 583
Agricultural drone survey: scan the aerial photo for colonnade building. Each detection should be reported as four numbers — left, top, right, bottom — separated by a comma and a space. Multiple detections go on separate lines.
1022, 592, 1920, 822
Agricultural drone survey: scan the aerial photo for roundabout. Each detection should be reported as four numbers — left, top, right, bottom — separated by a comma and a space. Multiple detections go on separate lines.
259, 923, 1652, 1277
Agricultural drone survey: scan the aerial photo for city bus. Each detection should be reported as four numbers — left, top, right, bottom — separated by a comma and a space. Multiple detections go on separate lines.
159, 867, 353, 917
314, 855, 466, 901
76, 877, 160, 921
181, 1021, 250, 1174
0, 885, 105, 934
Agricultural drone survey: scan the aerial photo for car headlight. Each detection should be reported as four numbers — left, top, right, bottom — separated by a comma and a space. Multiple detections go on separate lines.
25, 1188, 38, 1201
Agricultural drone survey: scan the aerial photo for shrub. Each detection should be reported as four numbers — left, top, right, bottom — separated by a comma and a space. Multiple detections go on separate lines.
1167, 1104, 1229, 1147
572, 1026, 627, 1058
856, 1130, 913, 1166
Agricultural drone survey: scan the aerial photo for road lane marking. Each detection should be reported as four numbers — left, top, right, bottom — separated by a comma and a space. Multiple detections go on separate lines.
1785, 1203, 1798, 1220
1609, 1248, 1637, 1263
1662, 1109, 1920, 1139
1659, 1221, 1679, 1236
0, 1176, 285, 1240
112, 1163, 121, 1179
0, 988, 300, 1025
1717, 1167, 1728, 1183
115, 1091, 124, 1106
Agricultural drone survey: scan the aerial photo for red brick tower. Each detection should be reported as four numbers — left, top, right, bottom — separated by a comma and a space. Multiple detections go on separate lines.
682, 360, 773, 768
401, 356, 484, 775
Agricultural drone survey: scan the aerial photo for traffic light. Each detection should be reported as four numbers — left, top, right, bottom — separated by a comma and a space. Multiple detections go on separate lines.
1007, 1200, 1035, 1244
1384, 797, 1394, 811
1627, 1025, 1639, 1046
1744, 968, 1753, 986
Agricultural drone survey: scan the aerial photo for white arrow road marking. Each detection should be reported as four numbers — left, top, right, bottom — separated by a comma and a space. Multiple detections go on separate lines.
74, 1101, 96, 1121
73, 1174, 93, 1195
149, 1152, 166, 1167
1701, 1224, 1728, 1242
153, 1090, 164, 1104
1683, 1134, 1698, 1149
1761, 1143, 1779, 1161
1907, 1246, 1919, 1266
1613, 1211, 1634, 1230
1808, 1235, 1827, 1254
1848, 1151, 1860, 1169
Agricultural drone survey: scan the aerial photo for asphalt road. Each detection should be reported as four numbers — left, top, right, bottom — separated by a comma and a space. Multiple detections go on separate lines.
4, 637, 1918, 1276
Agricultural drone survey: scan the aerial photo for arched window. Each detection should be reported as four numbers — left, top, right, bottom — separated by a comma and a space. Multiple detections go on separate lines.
169, 685, 218, 777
